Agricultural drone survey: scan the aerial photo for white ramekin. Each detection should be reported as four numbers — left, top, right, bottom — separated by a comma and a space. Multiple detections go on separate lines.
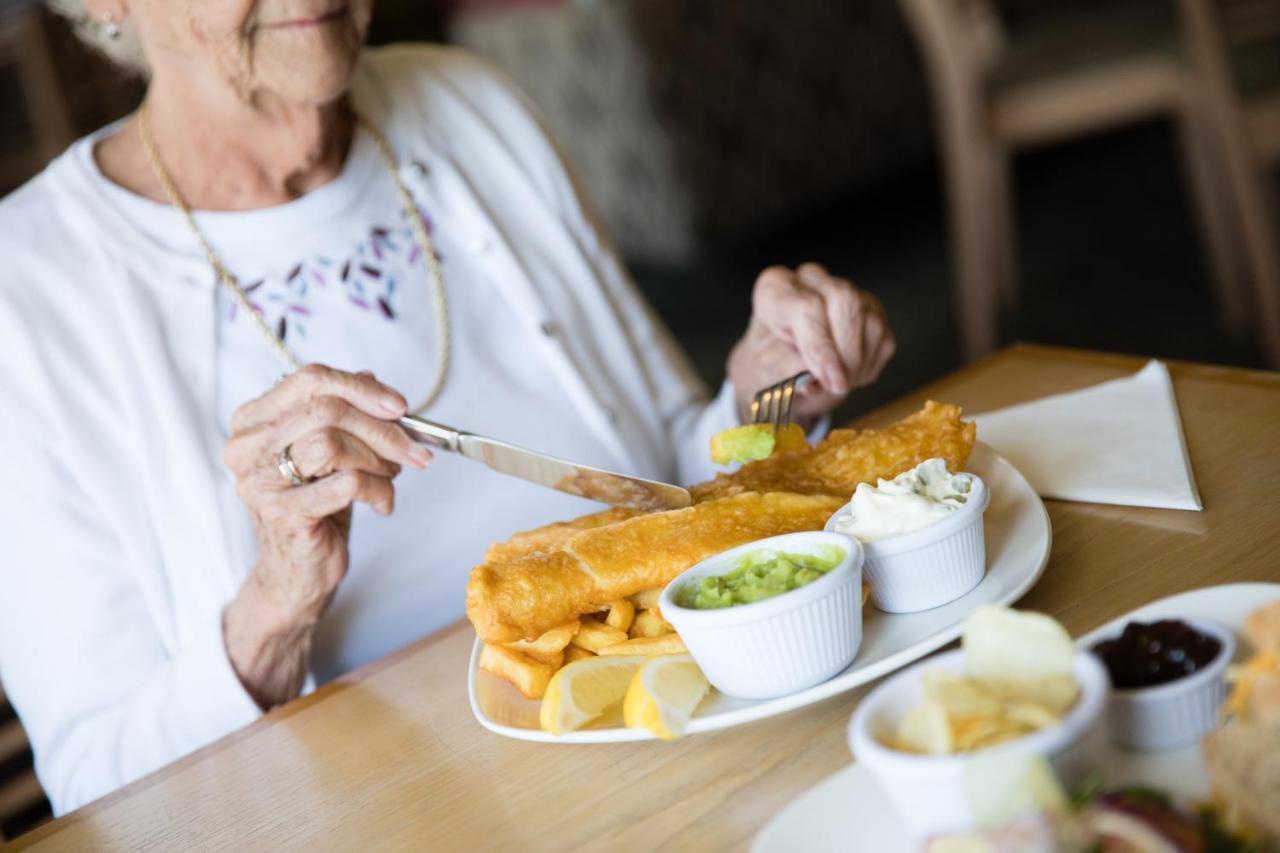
824, 474, 989, 613
849, 648, 1110, 841
1095, 618, 1236, 753
659, 532, 864, 700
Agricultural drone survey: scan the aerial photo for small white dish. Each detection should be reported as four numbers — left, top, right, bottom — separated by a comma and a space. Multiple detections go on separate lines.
659, 531, 864, 700
847, 647, 1110, 841
753, 582, 1280, 853
1093, 618, 1236, 753
825, 474, 990, 613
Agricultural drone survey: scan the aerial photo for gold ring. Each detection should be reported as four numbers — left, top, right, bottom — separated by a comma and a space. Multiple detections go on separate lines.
277, 443, 311, 487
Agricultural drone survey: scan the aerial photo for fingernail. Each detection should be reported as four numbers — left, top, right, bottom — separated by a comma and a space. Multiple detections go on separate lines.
380, 396, 406, 416
408, 445, 432, 467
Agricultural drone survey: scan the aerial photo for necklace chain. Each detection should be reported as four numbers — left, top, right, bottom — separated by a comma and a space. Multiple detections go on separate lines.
136, 102, 450, 414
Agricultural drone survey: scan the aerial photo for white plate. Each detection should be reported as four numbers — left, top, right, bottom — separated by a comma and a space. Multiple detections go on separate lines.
752, 582, 1280, 853
468, 441, 1052, 742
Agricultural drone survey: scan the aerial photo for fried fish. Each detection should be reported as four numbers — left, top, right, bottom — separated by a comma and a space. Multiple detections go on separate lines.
692, 400, 976, 501
467, 492, 845, 643
467, 401, 976, 645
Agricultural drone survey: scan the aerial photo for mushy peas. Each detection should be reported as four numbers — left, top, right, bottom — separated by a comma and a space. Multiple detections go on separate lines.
676, 546, 845, 609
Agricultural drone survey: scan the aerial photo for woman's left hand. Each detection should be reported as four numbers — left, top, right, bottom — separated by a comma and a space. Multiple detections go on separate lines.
727, 263, 896, 423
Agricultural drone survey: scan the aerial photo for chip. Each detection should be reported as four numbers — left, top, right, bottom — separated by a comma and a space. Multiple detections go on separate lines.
596, 633, 688, 656
963, 606, 1075, 684
604, 599, 635, 633
896, 700, 953, 755
571, 618, 630, 653
887, 607, 1081, 756
629, 609, 672, 639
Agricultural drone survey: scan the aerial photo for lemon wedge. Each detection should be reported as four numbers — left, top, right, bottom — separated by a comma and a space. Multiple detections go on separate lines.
623, 655, 711, 739
539, 655, 648, 735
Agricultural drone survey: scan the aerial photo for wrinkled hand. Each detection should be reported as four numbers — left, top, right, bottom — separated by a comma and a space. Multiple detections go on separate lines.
220, 364, 430, 708
727, 263, 895, 423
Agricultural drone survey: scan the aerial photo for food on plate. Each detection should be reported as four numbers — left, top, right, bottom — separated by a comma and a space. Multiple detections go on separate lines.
483, 506, 640, 564
629, 587, 663, 611
570, 619, 630, 653
709, 423, 808, 465
468, 491, 846, 643
629, 608, 672, 638
1203, 600, 1280, 846
603, 599, 635, 632
832, 457, 974, 542
888, 607, 1080, 755
597, 633, 688, 656
623, 655, 711, 739
1091, 619, 1225, 690
926, 776, 1256, 853
539, 655, 648, 735
691, 400, 975, 501
564, 645, 595, 664
672, 544, 846, 609
481, 587, 685, 705
469, 401, 975, 701
478, 644, 559, 700
505, 619, 580, 664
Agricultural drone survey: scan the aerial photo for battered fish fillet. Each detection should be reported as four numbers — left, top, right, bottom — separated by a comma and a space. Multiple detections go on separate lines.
466, 401, 976, 644
691, 400, 976, 501
483, 506, 640, 563
467, 492, 845, 643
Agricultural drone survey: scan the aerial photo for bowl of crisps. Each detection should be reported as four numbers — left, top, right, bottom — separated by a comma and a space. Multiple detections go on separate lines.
848, 607, 1110, 841
660, 531, 864, 700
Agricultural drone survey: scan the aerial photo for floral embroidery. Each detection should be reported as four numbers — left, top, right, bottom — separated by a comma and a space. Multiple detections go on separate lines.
225, 205, 436, 343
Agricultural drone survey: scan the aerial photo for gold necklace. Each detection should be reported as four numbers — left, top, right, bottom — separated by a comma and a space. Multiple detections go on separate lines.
136, 102, 450, 414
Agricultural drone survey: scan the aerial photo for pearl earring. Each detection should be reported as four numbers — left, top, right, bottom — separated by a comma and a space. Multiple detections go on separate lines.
100, 12, 121, 40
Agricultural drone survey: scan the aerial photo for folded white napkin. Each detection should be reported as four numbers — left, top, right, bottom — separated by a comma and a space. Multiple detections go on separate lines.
971, 360, 1202, 510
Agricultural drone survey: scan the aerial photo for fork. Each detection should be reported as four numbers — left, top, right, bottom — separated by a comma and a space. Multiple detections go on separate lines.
749, 371, 814, 432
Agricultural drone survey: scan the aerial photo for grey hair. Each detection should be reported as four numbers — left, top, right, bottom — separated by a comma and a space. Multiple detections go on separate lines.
47, 0, 148, 76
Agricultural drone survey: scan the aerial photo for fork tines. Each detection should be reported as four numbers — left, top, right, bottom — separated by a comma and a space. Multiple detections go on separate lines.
749, 371, 812, 432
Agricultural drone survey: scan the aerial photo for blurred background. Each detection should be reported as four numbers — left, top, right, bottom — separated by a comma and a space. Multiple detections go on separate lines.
2, 0, 1278, 838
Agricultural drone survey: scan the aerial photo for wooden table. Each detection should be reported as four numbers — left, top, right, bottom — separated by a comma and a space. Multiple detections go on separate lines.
14, 345, 1280, 852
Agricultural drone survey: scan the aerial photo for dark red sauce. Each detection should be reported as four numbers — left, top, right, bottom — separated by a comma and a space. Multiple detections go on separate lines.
1091, 619, 1222, 690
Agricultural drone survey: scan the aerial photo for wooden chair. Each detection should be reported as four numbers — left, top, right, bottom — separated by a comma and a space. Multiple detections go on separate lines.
0, 682, 48, 842
1179, 0, 1280, 364
898, 0, 1257, 361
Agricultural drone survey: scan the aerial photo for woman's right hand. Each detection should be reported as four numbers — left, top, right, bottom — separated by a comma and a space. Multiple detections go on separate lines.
220, 364, 431, 709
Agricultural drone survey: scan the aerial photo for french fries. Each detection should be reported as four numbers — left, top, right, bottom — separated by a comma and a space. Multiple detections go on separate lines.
505, 620, 580, 664
571, 619, 630, 653
629, 609, 672, 639
479, 644, 556, 699
564, 645, 596, 664
604, 599, 635, 633
597, 633, 688, 656
629, 588, 662, 611
484, 604, 689, 699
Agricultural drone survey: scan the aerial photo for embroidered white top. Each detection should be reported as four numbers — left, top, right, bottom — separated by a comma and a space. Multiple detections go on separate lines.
0, 44, 742, 814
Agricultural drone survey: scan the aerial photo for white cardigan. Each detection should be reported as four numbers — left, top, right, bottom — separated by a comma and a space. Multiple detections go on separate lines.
0, 45, 740, 814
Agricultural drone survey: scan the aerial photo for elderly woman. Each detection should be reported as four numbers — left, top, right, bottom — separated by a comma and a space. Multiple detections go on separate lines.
0, 0, 895, 814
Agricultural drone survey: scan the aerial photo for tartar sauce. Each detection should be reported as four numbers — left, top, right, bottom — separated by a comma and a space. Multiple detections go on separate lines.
834, 458, 972, 543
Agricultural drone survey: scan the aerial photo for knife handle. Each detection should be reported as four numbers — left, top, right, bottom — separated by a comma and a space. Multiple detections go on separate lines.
398, 415, 462, 453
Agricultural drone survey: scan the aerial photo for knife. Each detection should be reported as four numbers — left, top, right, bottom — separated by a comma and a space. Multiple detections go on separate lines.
398, 415, 693, 512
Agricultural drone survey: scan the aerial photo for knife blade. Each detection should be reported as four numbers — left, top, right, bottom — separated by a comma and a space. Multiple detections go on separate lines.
398, 415, 692, 512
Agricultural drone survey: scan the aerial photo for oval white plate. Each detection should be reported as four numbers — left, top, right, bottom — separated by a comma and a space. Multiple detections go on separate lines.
468, 441, 1052, 743
752, 582, 1280, 853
